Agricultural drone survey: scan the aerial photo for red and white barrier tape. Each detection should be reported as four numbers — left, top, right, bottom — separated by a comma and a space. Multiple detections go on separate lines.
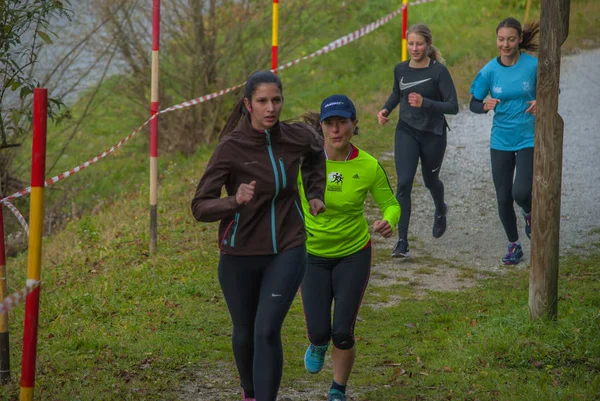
159, 0, 435, 114
274, 0, 434, 73
2, 201, 29, 235
0, 118, 153, 205
0, 280, 41, 315
0, 0, 435, 214
159, 83, 246, 114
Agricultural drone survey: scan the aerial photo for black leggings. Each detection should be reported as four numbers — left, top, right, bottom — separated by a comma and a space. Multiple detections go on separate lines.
300, 246, 371, 350
394, 126, 447, 239
218, 245, 306, 401
490, 147, 534, 242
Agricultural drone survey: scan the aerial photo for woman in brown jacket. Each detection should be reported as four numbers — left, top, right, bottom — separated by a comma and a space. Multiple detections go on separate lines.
191, 70, 326, 401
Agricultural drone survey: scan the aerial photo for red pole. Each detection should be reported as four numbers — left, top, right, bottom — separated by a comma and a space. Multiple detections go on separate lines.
0, 201, 9, 384
402, 0, 408, 61
149, 0, 160, 254
272, 0, 279, 72
20, 88, 47, 400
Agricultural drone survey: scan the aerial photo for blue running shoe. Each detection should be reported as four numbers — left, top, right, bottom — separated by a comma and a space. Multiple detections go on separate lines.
502, 242, 524, 265
523, 210, 532, 239
328, 389, 347, 401
304, 343, 328, 374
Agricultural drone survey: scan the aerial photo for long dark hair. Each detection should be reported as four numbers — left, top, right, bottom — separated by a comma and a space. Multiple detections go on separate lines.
406, 24, 445, 64
219, 71, 283, 139
496, 17, 540, 52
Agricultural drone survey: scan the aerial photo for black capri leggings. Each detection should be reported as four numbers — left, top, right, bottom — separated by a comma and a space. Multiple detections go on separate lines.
394, 125, 447, 240
490, 147, 534, 242
300, 245, 371, 350
218, 245, 306, 401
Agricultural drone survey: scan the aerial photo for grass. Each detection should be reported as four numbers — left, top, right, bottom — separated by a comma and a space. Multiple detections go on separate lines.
0, 0, 598, 399
1, 188, 598, 400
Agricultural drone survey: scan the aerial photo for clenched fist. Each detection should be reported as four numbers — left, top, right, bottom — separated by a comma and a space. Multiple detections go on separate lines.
308, 198, 326, 216
235, 181, 256, 205
373, 220, 393, 238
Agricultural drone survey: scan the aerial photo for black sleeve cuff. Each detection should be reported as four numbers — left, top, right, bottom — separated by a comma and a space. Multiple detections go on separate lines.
470, 96, 487, 114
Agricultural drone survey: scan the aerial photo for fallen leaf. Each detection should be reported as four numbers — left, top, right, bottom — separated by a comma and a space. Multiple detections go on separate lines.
530, 357, 543, 368
443, 366, 452, 372
470, 319, 477, 328
393, 367, 406, 378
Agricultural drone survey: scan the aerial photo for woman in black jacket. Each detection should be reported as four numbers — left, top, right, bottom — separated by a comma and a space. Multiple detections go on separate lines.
377, 24, 458, 258
192, 71, 326, 401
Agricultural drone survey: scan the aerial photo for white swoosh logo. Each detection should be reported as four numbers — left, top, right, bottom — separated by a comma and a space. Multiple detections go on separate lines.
399, 77, 432, 91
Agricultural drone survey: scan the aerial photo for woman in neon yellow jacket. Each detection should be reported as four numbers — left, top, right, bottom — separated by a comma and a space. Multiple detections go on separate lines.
298, 94, 400, 401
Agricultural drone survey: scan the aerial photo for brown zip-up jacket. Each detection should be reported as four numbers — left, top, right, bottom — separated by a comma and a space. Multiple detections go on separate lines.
191, 116, 326, 256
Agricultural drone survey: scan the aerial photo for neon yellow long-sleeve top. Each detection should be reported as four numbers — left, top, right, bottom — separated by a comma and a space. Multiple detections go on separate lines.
299, 146, 400, 258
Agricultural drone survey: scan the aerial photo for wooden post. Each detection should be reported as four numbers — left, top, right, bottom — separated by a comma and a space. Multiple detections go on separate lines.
528, 0, 570, 320
149, 0, 160, 254
0, 198, 9, 384
20, 88, 47, 400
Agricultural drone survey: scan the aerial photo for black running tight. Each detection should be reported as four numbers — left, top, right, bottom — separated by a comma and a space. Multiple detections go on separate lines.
218, 245, 306, 401
490, 147, 534, 242
394, 125, 447, 240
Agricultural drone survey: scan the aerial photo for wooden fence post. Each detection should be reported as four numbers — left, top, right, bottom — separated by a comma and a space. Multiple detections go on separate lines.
528, 0, 570, 320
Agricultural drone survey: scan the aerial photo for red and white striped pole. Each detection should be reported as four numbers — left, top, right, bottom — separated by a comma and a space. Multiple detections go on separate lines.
149, 0, 160, 254
272, 0, 279, 72
402, 0, 408, 61
20, 88, 47, 400
0, 200, 9, 384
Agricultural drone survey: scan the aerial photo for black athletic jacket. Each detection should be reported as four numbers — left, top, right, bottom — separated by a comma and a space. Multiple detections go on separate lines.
382, 59, 459, 135
191, 116, 326, 256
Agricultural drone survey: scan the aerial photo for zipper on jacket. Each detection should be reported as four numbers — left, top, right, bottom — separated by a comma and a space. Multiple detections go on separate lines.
230, 212, 240, 247
279, 158, 287, 188
294, 200, 304, 223
265, 130, 280, 254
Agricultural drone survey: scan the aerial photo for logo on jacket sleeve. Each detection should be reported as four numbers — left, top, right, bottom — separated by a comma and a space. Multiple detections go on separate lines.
327, 172, 343, 192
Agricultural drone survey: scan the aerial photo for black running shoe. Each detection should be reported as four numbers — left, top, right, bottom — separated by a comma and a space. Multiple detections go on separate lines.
391, 239, 410, 258
432, 203, 448, 239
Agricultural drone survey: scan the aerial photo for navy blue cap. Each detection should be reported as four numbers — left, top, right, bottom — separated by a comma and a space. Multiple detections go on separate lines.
319, 94, 357, 122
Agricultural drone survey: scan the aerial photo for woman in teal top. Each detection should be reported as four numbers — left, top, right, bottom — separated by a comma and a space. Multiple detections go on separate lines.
298, 95, 400, 401
470, 17, 540, 265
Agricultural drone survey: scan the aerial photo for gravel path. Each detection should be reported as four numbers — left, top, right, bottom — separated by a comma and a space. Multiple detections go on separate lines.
181, 48, 600, 401
372, 47, 600, 277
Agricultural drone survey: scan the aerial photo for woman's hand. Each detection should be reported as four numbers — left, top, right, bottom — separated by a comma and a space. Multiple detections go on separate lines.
525, 100, 536, 115
377, 109, 389, 125
408, 92, 423, 108
235, 180, 256, 205
484, 98, 501, 112
308, 198, 326, 216
373, 220, 393, 238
